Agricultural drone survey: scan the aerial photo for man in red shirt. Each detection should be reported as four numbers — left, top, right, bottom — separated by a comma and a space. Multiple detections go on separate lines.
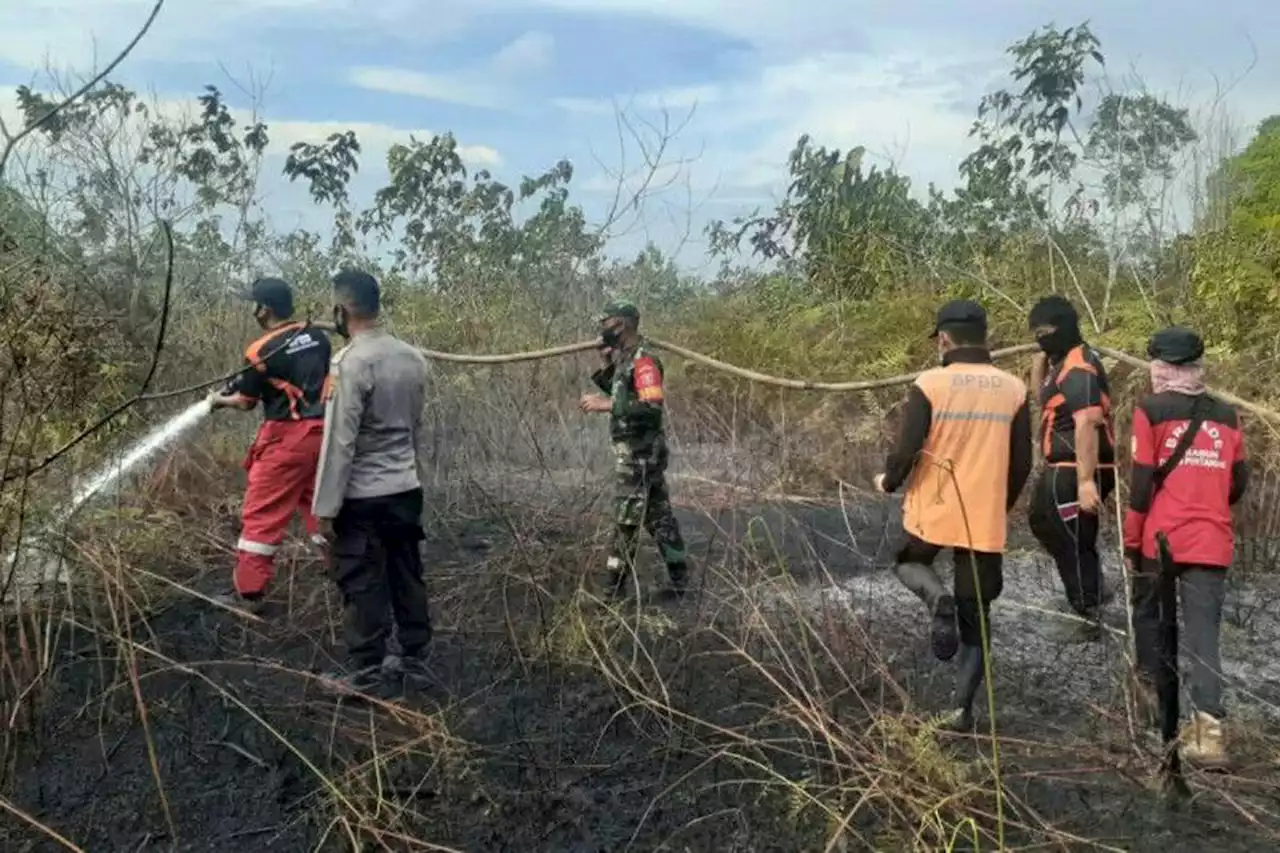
1124, 327, 1249, 766
206, 278, 332, 612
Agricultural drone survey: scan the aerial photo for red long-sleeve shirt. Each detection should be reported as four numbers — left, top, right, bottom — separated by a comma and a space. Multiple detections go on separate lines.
1123, 392, 1249, 568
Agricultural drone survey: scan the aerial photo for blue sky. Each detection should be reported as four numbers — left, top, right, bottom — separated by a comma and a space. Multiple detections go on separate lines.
2, 0, 1279, 273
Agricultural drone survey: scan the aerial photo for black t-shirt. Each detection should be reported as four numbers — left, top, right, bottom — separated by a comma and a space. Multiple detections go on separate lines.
228, 323, 331, 421
1038, 344, 1116, 465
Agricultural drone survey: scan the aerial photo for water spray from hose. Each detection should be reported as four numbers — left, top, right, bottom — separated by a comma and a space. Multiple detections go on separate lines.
4, 399, 213, 600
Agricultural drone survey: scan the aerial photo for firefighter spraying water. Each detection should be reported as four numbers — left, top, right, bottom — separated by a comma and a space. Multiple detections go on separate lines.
205, 277, 332, 614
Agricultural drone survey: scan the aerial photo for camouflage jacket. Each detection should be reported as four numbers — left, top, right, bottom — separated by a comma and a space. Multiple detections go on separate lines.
591, 340, 668, 455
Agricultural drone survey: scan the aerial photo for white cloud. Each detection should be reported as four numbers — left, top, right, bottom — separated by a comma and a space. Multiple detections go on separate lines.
1, 88, 501, 168
489, 31, 555, 76
560, 49, 992, 199
348, 31, 556, 109
554, 84, 721, 116
0, 0, 347, 71
346, 67, 509, 110
527, 0, 801, 48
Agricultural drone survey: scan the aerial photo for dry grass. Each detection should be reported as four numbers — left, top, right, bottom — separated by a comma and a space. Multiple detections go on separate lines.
1, 345, 1278, 852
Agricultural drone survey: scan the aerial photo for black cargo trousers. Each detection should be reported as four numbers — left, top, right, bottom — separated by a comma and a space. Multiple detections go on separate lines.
330, 487, 432, 670
1028, 465, 1116, 616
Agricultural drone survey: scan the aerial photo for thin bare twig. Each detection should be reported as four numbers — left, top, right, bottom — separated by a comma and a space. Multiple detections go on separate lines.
3, 218, 175, 483
0, 0, 166, 179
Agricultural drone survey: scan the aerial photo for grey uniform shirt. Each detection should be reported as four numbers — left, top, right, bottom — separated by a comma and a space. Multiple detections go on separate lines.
312, 326, 430, 519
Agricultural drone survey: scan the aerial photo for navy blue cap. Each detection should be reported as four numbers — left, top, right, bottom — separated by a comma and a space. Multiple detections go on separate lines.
1148, 326, 1204, 365
931, 299, 987, 339
238, 277, 294, 318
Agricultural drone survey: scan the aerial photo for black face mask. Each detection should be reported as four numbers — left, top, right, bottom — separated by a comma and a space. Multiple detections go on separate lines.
332, 305, 350, 339
600, 326, 621, 349
1035, 324, 1081, 360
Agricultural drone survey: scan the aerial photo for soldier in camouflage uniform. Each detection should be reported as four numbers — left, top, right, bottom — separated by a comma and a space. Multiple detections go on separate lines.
578, 302, 690, 598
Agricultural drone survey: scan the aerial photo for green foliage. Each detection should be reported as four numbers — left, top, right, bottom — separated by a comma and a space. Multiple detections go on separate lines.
1190, 229, 1280, 352
707, 136, 928, 299
955, 22, 1104, 231
5, 16, 1280, 483
1087, 94, 1197, 211
1218, 115, 1280, 232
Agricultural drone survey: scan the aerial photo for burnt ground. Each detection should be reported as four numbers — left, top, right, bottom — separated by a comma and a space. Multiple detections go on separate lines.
4, 463, 1280, 852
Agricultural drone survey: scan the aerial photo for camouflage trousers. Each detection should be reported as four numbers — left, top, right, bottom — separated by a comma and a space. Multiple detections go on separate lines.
608, 445, 687, 590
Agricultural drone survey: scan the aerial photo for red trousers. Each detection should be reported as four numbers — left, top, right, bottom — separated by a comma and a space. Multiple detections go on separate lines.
234, 419, 325, 596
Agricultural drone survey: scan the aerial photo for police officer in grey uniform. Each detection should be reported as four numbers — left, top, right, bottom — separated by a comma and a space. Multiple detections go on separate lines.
313, 269, 433, 697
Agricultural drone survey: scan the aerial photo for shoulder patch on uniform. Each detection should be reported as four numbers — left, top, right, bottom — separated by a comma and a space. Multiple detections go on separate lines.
634, 355, 664, 403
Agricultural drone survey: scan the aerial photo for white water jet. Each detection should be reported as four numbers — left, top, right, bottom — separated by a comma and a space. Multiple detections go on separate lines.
4, 399, 213, 599
60, 399, 213, 523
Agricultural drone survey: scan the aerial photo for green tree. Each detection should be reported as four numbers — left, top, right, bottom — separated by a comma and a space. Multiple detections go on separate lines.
603, 243, 700, 318
706, 135, 928, 300
1190, 117, 1280, 350
1083, 92, 1197, 325
955, 22, 1104, 238
1214, 115, 1280, 231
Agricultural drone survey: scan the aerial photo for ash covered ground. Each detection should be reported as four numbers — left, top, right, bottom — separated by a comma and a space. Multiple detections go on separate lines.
4, 452, 1280, 852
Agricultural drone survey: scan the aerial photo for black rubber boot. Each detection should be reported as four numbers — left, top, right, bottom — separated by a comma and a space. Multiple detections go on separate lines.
931, 595, 960, 662
953, 642, 986, 714
659, 561, 689, 601
605, 570, 629, 600
893, 562, 957, 660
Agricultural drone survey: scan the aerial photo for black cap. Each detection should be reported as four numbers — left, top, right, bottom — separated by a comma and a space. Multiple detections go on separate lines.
239, 277, 294, 318
1147, 326, 1204, 365
931, 299, 987, 339
599, 300, 640, 324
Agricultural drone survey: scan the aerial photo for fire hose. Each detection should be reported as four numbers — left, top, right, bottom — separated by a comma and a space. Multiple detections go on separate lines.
408, 333, 1278, 425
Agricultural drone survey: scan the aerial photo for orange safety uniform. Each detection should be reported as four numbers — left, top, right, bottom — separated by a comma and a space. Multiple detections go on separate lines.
227, 322, 331, 595
885, 352, 1032, 553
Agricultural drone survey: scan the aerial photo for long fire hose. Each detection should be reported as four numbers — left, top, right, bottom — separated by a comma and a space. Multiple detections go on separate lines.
406, 333, 1279, 425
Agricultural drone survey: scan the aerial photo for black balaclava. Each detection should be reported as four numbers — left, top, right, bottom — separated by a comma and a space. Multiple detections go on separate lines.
1028, 296, 1083, 360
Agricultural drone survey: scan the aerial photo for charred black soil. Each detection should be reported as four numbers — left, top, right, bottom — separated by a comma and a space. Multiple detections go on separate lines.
4, 484, 1280, 852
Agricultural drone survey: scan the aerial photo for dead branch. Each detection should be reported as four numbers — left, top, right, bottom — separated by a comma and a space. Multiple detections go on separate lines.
2, 219, 175, 483
0, 0, 166, 179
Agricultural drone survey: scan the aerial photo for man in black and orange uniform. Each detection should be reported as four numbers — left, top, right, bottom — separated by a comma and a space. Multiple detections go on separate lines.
1124, 327, 1248, 766
207, 277, 332, 611
1026, 295, 1116, 638
874, 299, 1032, 731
